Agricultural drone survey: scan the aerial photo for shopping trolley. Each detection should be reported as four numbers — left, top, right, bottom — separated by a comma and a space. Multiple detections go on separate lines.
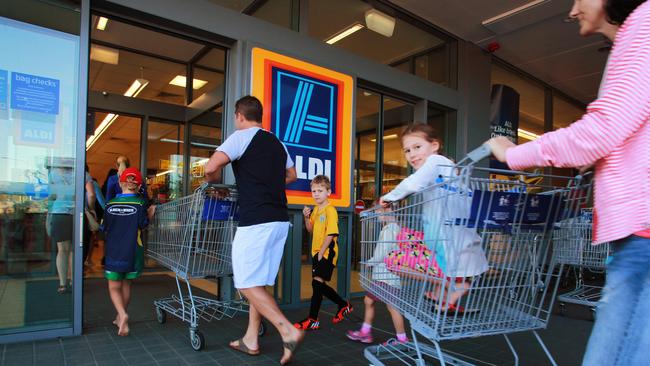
359, 145, 591, 366
147, 183, 265, 351
553, 208, 610, 318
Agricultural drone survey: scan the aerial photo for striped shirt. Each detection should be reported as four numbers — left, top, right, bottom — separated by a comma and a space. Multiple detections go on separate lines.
506, 1, 650, 244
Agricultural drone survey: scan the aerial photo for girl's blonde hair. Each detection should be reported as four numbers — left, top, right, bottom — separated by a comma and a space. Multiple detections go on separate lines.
116, 155, 130, 177
400, 122, 443, 153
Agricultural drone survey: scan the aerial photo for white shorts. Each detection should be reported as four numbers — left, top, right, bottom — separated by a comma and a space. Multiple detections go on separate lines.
231, 221, 290, 289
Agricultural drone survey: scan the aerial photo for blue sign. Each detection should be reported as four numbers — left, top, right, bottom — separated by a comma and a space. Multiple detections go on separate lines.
10, 72, 60, 115
0, 69, 7, 113
489, 84, 519, 170
20, 119, 56, 144
202, 199, 239, 221
271, 67, 338, 193
468, 190, 564, 227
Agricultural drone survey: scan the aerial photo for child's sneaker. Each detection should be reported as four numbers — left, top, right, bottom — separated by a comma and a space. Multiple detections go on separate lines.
294, 317, 320, 330
346, 330, 373, 344
332, 301, 353, 324
381, 337, 409, 347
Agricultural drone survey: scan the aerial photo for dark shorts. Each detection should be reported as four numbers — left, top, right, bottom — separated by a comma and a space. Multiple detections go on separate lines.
48, 213, 73, 243
312, 253, 335, 281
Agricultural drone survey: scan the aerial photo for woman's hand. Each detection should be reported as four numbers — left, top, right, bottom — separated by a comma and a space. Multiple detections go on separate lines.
486, 136, 516, 163
378, 198, 391, 208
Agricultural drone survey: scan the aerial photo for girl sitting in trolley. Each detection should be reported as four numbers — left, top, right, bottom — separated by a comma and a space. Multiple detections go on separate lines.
379, 123, 488, 313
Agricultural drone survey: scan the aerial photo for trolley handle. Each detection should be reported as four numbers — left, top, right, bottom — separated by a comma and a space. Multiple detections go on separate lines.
456, 143, 492, 167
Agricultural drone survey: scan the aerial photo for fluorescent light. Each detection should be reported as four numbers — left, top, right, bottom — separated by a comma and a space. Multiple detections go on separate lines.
325, 23, 364, 45
518, 128, 540, 141
364, 9, 395, 37
191, 142, 219, 149
169, 75, 208, 89
193, 158, 210, 165
124, 78, 149, 97
371, 134, 398, 142
90, 44, 119, 65
156, 170, 173, 177
481, 0, 548, 25
86, 113, 118, 150
160, 138, 183, 144
96, 17, 108, 31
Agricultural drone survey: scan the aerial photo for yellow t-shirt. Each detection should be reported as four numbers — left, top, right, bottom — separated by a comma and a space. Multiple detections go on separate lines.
310, 203, 339, 265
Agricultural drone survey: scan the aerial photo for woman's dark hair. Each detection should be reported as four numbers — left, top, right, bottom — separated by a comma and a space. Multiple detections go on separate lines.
605, 0, 647, 25
235, 95, 263, 122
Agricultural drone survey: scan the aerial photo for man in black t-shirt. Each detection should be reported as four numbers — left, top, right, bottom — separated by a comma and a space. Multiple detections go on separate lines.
205, 96, 303, 365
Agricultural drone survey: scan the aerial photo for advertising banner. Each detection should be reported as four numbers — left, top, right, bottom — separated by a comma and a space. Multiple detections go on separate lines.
489, 84, 519, 170
251, 48, 353, 207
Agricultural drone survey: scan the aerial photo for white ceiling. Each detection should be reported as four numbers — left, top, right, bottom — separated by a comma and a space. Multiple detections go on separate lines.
389, 0, 610, 104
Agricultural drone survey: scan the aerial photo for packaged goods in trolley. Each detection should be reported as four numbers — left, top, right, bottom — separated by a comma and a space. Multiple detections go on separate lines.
147, 184, 265, 351
359, 145, 591, 366
553, 208, 610, 317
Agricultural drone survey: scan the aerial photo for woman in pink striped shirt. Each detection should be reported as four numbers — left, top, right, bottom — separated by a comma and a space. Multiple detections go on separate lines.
487, 1, 649, 365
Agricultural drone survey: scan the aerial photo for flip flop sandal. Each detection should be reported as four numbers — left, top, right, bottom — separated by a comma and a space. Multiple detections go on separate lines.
280, 338, 302, 365
229, 338, 260, 356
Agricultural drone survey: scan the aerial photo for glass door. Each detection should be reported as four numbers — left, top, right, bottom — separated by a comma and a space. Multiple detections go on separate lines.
0, 0, 85, 340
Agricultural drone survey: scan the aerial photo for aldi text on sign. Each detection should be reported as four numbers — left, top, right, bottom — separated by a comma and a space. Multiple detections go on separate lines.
251, 48, 353, 207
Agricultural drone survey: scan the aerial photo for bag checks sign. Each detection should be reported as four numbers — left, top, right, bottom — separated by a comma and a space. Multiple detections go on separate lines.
251, 48, 353, 207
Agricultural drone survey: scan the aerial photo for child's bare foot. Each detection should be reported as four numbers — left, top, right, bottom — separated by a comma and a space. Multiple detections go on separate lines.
117, 314, 129, 336
280, 328, 304, 365
113, 314, 120, 327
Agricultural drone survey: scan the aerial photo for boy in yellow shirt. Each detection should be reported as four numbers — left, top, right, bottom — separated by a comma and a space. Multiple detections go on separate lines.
294, 175, 353, 330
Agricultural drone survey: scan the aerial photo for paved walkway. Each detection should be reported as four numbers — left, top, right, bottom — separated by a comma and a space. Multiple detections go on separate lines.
1, 275, 595, 366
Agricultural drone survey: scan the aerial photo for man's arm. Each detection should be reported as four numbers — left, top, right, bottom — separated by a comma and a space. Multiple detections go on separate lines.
285, 166, 297, 184
204, 151, 231, 183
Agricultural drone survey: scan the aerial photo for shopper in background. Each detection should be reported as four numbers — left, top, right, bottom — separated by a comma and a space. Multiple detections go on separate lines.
486, 1, 649, 364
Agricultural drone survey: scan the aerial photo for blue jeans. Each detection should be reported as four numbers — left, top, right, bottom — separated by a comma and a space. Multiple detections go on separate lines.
582, 235, 650, 366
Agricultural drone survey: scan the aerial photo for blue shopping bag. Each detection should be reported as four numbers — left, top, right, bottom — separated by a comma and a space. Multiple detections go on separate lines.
201, 199, 239, 221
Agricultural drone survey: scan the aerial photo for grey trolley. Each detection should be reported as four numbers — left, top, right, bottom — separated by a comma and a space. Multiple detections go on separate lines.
553, 208, 610, 318
147, 183, 265, 351
359, 145, 592, 366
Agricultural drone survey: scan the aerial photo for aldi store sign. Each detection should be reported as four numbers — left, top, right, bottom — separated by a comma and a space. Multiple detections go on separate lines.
251, 48, 353, 207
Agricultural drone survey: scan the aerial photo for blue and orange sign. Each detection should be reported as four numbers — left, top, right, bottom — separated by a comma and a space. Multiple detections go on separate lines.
251, 47, 353, 207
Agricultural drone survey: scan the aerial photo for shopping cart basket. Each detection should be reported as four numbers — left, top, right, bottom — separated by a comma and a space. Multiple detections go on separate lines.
553, 208, 610, 317
147, 183, 265, 350
359, 145, 591, 366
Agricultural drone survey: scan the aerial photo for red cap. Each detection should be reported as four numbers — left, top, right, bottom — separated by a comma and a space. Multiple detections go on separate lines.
119, 167, 143, 185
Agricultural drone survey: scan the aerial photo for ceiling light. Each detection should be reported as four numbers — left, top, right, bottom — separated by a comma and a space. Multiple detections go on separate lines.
86, 113, 118, 150
156, 170, 173, 177
124, 78, 149, 97
169, 75, 208, 89
481, 0, 548, 26
90, 44, 119, 65
371, 134, 398, 142
325, 23, 364, 45
364, 9, 395, 37
518, 128, 540, 141
191, 142, 219, 149
96, 16, 108, 31
160, 138, 183, 144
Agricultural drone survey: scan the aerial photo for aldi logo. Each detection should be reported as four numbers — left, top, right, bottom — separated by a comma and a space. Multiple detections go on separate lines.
252, 48, 353, 208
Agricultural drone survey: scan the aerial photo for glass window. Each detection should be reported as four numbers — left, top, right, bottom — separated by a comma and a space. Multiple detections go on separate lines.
309, 0, 454, 87
428, 104, 454, 159
553, 95, 584, 129
381, 98, 414, 195
86, 112, 142, 194
146, 121, 185, 203
350, 88, 380, 294
1, 0, 81, 335
189, 115, 222, 191
491, 64, 546, 144
192, 67, 225, 103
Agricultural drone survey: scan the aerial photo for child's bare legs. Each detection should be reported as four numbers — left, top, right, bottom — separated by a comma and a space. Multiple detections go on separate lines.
386, 304, 405, 334
363, 295, 376, 324
108, 280, 129, 336
113, 280, 132, 327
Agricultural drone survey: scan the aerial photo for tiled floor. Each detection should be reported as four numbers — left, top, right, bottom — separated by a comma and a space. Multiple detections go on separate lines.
1, 274, 596, 366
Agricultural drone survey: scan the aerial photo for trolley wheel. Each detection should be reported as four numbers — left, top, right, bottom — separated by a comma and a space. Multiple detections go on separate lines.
590, 307, 597, 321
155, 307, 166, 324
258, 321, 267, 337
558, 303, 566, 316
190, 330, 205, 351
